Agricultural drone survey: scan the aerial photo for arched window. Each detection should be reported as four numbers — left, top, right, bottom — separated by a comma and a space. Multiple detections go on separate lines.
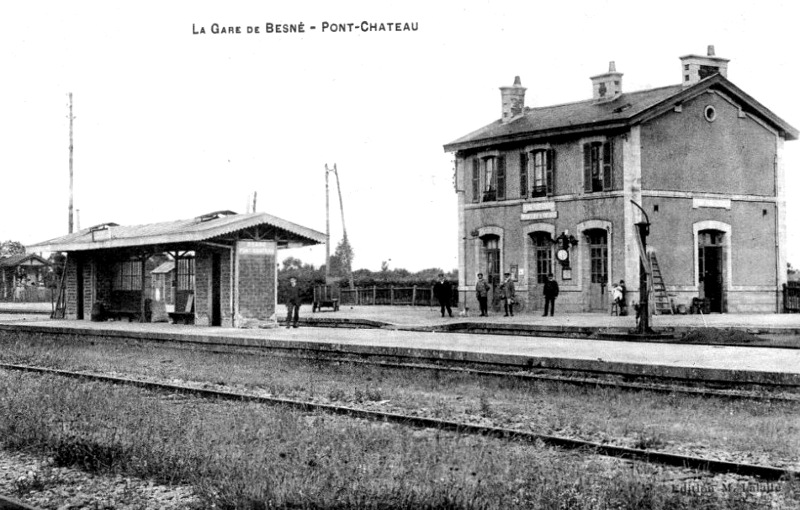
586, 229, 608, 284
482, 235, 501, 286
530, 232, 553, 283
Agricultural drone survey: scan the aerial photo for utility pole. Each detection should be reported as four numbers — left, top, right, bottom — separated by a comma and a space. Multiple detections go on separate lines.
332, 164, 355, 290
68, 93, 75, 234
325, 164, 331, 282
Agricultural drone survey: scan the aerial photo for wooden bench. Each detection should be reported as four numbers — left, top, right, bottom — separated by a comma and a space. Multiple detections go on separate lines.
104, 292, 142, 322
168, 294, 195, 324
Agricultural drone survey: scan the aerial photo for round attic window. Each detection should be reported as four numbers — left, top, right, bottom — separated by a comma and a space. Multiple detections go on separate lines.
704, 105, 717, 122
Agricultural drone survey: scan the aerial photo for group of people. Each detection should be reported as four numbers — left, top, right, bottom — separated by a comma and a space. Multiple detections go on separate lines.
284, 273, 628, 325
473, 272, 560, 317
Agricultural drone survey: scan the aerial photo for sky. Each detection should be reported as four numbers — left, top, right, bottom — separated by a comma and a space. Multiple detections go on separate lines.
2, 0, 798, 272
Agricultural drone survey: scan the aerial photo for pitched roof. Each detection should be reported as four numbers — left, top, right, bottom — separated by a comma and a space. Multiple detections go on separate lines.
151, 261, 175, 274
443, 75, 798, 152
27, 211, 326, 253
0, 254, 51, 268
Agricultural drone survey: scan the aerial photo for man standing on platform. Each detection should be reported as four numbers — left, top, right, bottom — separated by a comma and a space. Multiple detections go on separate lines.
543, 273, 559, 317
286, 277, 301, 328
433, 273, 453, 318
475, 273, 490, 317
500, 272, 516, 317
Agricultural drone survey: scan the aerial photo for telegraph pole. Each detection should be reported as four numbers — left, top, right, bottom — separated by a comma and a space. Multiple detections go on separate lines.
325, 164, 331, 282
68, 93, 75, 234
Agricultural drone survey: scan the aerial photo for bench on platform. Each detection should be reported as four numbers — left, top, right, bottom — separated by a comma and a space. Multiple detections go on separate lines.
168, 294, 194, 325
104, 292, 142, 322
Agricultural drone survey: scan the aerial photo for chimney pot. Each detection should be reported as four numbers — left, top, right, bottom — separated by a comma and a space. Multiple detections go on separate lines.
500, 76, 527, 123
590, 61, 623, 102
679, 46, 729, 86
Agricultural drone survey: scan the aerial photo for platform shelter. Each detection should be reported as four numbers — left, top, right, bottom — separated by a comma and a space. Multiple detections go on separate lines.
27, 211, 325, 328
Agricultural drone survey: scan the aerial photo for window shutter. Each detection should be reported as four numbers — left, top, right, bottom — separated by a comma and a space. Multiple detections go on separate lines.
519, 152, 528, 197
546, 149, 555, 196
496, 156, 506, 200
471, 158, 480, 202
603, 141, 613, 191
583, 144, 592, 193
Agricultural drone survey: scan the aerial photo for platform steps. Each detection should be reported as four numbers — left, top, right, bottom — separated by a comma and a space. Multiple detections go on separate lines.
648, 251, 673, 315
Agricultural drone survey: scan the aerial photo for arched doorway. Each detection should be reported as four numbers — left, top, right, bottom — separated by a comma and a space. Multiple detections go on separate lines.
480, 234, 501, 310
584, 228, 608, 311
528, 232, 553, 312
698, 229, 725, 313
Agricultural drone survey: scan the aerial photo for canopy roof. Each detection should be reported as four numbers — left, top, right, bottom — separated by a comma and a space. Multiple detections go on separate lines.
27, 211, 326, 253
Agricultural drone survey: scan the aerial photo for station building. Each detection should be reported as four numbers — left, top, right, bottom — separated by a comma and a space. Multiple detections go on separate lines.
444, 47, 797, 314
27, 210, 325, 327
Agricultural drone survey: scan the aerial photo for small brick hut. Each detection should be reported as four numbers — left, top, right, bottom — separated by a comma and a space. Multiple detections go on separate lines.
27, 211, 325, 327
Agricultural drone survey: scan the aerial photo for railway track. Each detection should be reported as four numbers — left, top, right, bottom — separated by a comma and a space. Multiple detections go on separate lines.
2, 362, 796, 482
0, 495, 41, 510
134, 339, 800, 403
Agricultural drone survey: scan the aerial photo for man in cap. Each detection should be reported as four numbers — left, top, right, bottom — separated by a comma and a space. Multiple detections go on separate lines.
499, 272, 516, 317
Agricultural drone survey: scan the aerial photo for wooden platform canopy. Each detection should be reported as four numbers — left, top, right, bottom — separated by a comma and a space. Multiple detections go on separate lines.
27, 211, 325, 327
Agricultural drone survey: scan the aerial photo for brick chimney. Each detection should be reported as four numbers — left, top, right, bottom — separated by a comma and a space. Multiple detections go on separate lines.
500, 76, 526, 123
591, 61, 623, 102
679, 45, 729, 86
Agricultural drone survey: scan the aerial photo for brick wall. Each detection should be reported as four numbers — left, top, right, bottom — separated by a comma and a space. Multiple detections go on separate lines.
235, 241, 277, 328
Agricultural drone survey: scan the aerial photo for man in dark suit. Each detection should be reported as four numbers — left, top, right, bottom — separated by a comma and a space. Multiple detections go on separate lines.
475, 273, 490, 317
286, 277, 301, 328
543, 273, 559, 317
433, 273, 453, 318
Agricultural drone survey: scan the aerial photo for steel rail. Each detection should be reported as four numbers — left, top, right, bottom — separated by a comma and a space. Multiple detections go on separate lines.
0, 494, 43, 510
149, 341, 800, 403
2, 362, 796, 482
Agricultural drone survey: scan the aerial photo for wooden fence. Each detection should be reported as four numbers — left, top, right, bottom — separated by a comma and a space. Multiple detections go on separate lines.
784, 282, 800, 313
339, 286, 459, 307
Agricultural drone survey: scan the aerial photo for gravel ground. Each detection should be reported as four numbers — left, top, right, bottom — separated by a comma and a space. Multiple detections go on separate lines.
0, 448, 199, 510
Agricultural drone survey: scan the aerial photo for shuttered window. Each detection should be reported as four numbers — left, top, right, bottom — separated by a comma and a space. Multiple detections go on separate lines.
583, 141, 613, 193
481, 156, 505, 202
519, 152, 528, 198
471, 159, 480, 203
528, 149, 556, 197
496, 156, 506, 200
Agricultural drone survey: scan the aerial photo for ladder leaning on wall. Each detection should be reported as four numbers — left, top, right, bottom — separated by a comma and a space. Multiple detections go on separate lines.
51, 255, 67, 319
648, 251, 673, 315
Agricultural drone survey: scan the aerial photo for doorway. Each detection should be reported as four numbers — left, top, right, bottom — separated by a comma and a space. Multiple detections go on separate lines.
698, 230, 724, 313
585, 229, 608, 312
211, 253, 222, 326
528, 232, 553, 312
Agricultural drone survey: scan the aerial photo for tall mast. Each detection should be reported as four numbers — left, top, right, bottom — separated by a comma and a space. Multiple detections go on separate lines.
325, 164, 331, 282
332, 164, 355, 290
68, 92, 74, 234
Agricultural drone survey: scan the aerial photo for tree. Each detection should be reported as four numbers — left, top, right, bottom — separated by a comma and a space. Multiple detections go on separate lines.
282, 257, 305, 271
328, 237, 354, 280
0, 240, 25, 258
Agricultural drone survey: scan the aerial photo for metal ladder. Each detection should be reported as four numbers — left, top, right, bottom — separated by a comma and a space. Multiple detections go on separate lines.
648, 252, 673, 315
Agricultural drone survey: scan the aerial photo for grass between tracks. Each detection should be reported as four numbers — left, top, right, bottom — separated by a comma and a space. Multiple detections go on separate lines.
0, 331, 799, 509
1, 371, 796, 510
